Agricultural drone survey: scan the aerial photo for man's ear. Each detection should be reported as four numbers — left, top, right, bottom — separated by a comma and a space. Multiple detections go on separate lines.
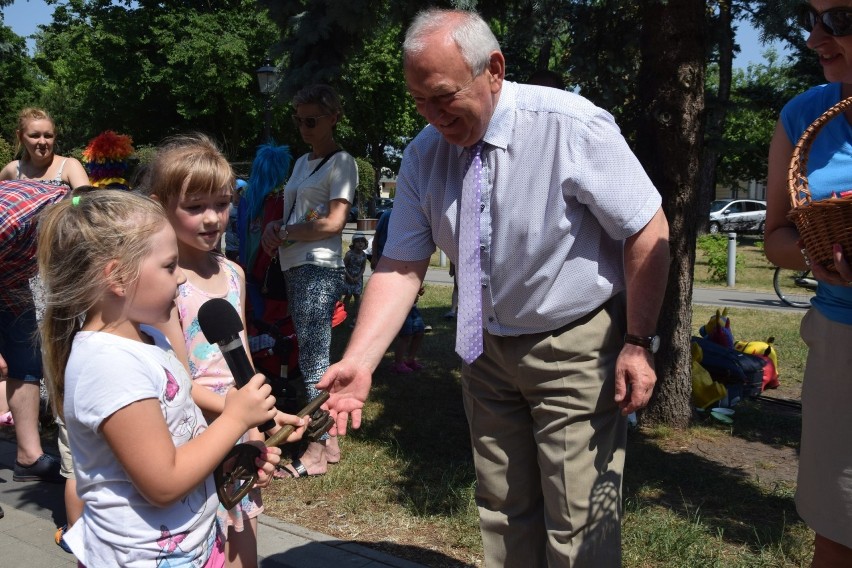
487, 51, 505, 93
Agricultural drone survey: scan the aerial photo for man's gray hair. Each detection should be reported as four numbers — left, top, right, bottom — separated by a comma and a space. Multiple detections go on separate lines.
403, 8, 500, 76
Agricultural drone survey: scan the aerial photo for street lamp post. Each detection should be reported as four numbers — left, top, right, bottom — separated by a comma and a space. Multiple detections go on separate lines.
255, 58, 278, 142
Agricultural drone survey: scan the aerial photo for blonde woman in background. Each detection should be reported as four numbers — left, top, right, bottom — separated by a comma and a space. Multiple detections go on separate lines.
1, 107, 88, 189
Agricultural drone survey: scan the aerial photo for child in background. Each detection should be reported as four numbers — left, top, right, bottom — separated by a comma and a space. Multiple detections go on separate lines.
225, 179, 247, 261
0, 376, 11, 426
37, 190, 299, 566
444, 262, 458, 319
342, 233, 368, 326
142, 133, 287, 568
392, 286, 427, 374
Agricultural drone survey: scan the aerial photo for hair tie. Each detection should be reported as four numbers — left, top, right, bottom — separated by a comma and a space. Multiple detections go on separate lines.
71, 196, 81, 207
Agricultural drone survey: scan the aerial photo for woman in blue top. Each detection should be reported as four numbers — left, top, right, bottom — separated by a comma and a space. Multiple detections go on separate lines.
765, 2, 852, 564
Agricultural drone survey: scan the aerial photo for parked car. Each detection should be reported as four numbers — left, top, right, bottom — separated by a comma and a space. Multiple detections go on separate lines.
348, 197, 394, 222
708, 199, 767, 235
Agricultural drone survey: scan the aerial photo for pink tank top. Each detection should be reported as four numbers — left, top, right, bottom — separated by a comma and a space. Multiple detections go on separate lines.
175, 257, 245, 394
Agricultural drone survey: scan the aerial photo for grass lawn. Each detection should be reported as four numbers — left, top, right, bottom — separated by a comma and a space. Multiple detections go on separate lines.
694, 235, 776, 292
264, 246, 814, 567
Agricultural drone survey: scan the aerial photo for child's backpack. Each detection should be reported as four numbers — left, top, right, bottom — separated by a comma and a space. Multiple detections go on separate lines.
734, 337, 780, 390
248, 191, 287, 302
699, 308, 735, 349
691, 336, 766, 399
690, 342, 727, 409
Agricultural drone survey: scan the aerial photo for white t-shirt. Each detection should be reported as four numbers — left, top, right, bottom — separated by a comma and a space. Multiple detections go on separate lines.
63, 326, 220, 567
277, 151, 358, 270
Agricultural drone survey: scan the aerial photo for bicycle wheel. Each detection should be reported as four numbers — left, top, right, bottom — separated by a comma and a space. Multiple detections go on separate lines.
773, 267, 816, 308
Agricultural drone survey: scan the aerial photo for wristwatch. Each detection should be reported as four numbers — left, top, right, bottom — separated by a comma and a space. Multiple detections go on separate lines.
624, 333, 660, 353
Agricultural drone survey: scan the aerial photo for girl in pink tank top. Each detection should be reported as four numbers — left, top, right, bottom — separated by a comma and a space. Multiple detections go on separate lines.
143, 133, 302, 567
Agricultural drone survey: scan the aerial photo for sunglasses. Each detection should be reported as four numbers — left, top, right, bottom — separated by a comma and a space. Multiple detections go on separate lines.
797, 4, 852, 37
291, 114, 329, 128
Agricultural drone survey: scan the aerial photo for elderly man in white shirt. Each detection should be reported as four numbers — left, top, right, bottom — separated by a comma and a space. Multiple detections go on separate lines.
319, 8, 670, 567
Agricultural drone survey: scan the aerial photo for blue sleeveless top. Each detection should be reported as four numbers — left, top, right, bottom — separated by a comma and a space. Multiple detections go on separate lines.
781, 83, 852, 324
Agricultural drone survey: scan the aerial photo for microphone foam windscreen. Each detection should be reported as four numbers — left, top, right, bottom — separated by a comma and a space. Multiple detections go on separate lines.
197, 298, 245, 344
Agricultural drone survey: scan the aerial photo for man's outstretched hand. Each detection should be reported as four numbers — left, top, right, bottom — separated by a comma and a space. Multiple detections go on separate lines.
316, 359, 373, 435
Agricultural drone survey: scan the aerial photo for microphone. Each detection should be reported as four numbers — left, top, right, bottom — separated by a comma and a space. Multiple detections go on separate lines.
197, 298, 276, 432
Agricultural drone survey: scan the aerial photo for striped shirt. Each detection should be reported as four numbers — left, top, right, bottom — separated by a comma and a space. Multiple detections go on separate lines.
0, 180, 69, 308
384, 80, 661, 336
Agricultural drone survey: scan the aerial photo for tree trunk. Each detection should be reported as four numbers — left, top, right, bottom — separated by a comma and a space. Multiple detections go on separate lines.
634, 0, 708, 428
698, 0, 734, 231
536, 38, 552, 71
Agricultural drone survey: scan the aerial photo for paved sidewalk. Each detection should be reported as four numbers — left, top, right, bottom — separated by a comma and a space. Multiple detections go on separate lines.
378, 263, 800, 313
0, 434, 425, 568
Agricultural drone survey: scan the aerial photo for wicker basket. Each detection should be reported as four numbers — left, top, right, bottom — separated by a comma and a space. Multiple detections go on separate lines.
787, 96, 852, 273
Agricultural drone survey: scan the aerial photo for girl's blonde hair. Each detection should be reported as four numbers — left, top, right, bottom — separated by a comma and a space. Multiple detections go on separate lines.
15, 107, 55, 159
37, 190, 168, 419
141, 132, 234, 204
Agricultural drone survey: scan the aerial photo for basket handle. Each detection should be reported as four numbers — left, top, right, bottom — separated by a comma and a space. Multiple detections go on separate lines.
787, 96, 852, 209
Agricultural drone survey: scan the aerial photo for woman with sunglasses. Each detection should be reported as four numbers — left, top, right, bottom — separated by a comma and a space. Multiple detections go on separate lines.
261, 84, 357, 478
765, 2, 852, 565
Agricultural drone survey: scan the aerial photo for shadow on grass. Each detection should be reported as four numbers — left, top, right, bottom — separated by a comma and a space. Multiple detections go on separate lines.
332, 304, 476, 519
261, 538, 476, 568
331, 300, 807, 563
624, 425, 805, 558
724, 397, 801, 449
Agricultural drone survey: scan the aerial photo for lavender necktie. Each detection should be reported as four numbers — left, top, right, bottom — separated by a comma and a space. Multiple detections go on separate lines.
455, 141, 485, 364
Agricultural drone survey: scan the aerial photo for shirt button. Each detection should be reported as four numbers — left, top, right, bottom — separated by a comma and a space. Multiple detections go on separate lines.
480, 203, 485, 211
480, 245, 485, 251
482, 284, 487, 289
488, 317, 494, 322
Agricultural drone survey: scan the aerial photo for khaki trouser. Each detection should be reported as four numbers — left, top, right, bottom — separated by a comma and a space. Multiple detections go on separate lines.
462, 294, 627, 567
796, 308, 852, 549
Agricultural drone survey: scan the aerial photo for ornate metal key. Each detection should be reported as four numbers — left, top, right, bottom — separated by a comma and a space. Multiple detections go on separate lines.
214, 391, 332, 509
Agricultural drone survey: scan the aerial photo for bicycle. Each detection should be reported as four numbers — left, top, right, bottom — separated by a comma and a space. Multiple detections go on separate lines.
773, 266, 818, 308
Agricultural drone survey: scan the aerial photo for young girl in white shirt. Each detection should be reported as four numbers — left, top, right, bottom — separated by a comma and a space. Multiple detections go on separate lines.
37, 190, 305, 567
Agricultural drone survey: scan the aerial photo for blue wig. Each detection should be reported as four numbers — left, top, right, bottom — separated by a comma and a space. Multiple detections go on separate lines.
237, 143, 292, 270
246, 143, 291, 222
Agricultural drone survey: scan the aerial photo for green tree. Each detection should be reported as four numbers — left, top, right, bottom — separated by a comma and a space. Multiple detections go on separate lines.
354, 157, 375, 219
713, 51, 799, 187
0, 23, 41, 145
35, 0, 277, 156
259, 0, 397, 95
560, 1, 643, 130
339, 22, 424, 203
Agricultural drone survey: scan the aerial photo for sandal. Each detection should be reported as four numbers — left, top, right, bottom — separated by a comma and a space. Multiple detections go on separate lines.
55, 525, 72, 553
274, 458, 324, 479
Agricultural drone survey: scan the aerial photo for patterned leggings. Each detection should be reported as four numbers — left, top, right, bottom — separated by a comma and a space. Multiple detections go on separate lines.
284, 264, 344, 406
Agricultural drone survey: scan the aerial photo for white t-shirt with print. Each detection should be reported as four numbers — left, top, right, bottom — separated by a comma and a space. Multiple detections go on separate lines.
63, 325, 219, 567
278, 150, 358, 270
